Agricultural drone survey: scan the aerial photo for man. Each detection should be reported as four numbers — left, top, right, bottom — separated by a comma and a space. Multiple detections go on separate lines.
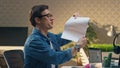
24, 4, 87, 68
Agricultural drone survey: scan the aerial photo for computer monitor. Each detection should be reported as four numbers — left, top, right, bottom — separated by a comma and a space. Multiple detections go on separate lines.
0, 27, 28, 46
88, 48, 102, 63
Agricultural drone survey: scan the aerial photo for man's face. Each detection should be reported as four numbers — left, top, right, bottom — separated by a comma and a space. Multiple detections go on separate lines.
38, 9, 54, 30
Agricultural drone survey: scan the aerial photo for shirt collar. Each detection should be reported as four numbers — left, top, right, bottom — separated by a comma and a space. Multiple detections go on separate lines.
32, 28, 51, 41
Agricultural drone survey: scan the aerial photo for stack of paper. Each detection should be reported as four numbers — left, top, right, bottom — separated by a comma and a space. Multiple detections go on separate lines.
61, 16, 90, 42
79, 48, 89, 65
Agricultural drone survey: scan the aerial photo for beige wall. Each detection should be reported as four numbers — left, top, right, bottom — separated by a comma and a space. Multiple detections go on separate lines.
0, 0, 120, 43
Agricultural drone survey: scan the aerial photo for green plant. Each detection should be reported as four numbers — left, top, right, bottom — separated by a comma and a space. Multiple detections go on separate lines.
86, 22, 97, 44
88, 44, 113, 52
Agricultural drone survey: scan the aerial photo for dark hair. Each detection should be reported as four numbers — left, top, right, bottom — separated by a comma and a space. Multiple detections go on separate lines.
30, 5, 48, 27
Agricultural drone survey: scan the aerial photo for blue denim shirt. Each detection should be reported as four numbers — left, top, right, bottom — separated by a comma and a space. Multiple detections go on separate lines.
24, 28, 73, 68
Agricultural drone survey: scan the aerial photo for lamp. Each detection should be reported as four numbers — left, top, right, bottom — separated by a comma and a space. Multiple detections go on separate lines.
107, 25, 120, 66
107, 25, 116, 37
107, 25, 120, 54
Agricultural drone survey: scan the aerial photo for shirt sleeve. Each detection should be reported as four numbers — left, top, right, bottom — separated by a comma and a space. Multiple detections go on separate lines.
27, 38, 73, 65
55, 33, 71, 46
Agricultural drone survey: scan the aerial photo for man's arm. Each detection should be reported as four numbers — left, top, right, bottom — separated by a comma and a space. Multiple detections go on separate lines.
26, 38, 73, 65
55, 33, 71, 46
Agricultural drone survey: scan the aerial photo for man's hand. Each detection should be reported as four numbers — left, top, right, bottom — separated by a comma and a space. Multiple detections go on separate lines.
71, 37, 87, 56
76, 37, 87, 48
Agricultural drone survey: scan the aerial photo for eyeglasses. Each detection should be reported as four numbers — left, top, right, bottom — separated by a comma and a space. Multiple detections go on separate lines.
39, 13, 53, 18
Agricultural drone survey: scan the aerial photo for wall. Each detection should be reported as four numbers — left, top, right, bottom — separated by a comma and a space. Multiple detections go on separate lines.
0, 0, 120, 43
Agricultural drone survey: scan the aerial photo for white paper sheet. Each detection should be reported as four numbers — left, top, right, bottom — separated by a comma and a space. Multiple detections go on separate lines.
61, 16, 90, 42
79, 48, 89, 65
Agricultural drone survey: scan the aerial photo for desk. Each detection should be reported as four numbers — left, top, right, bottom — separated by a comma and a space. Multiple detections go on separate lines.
0, 46, 24, 51
61, 63, 102, 68
61, 66, 84, 68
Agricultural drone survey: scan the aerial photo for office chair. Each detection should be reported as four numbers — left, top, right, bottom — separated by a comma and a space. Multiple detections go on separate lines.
3, 50, 24, 68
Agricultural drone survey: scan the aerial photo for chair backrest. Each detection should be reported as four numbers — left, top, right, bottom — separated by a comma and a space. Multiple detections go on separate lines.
3, 50, 24, 68
88, 48, 102, 63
